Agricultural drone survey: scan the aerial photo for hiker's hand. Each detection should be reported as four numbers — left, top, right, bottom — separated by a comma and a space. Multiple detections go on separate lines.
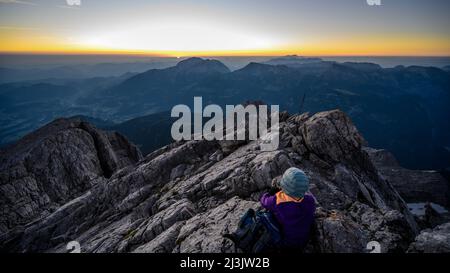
268, 186, 280, 195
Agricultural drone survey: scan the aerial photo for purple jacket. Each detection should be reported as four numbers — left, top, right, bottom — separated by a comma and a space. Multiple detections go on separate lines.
260, 191, 315, 249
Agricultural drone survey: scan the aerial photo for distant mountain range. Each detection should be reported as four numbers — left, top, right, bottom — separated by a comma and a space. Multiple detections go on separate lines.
0, 61, 178, 84
264, 55, 323, 67
1, 56, 449, 170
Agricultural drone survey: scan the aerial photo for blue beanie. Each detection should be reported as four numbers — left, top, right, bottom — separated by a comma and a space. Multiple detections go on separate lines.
280, 167, 309, 198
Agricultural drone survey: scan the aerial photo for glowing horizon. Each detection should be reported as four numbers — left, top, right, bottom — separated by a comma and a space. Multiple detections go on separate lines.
0, 0, 449, 57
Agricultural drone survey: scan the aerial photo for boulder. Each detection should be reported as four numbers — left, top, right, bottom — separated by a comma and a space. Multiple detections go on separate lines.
408, 223, 450, 253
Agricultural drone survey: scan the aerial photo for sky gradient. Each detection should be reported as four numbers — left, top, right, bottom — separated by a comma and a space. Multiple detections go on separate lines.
0, 0, 449, 56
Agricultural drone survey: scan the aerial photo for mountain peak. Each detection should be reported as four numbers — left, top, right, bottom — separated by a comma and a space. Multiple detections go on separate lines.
235, 62, 291, 76
175, 57, 230, 74
175, 57, 204, 68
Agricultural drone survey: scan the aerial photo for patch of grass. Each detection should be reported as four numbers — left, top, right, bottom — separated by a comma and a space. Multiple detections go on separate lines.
124, 229, 138, 239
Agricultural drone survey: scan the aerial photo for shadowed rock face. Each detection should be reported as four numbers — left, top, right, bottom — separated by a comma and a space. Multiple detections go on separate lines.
365, 148, 450, 207
0, 109, 429, 253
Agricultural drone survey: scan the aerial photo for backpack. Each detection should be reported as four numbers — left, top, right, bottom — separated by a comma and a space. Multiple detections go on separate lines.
223, 208, 282, 253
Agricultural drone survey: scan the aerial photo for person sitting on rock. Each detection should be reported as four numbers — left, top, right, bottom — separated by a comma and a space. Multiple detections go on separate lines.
260, 167, 316, 251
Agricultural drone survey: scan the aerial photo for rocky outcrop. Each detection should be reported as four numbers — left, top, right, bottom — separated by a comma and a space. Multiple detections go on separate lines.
0, 118, 142, 234
365, 148, 450, 207
408, 223, 450, 253
0, 110, 428, 253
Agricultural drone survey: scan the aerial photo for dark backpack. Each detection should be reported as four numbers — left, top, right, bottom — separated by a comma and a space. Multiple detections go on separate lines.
223, 208, 282, 253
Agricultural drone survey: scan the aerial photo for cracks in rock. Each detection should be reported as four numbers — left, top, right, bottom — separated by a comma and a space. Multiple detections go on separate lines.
79, 122, 116, 179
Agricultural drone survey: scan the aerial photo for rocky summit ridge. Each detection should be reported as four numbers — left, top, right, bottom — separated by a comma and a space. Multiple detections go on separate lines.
0, 110, 449, 253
